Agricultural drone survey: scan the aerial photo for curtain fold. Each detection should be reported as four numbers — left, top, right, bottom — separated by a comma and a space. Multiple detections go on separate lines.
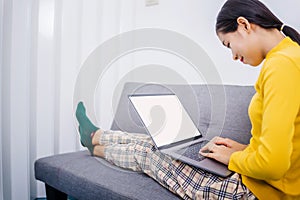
0, 0, 121, 199
1, 0, 13, 199
0, 0, 4, 199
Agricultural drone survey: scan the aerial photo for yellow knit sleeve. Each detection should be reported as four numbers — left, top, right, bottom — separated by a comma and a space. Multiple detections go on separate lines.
228, 55, 300, 180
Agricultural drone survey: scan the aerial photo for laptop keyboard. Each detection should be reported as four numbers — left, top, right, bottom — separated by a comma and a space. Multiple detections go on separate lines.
177, 140, 210, 162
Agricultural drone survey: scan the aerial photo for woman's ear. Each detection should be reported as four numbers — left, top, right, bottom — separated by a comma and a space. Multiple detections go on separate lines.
237, 17, 251, 33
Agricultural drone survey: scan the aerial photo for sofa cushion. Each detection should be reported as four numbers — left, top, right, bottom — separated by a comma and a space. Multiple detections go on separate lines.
35, 150, 180, 200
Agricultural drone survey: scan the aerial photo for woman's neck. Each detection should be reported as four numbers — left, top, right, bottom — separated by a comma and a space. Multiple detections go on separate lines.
258, 27, 285, 57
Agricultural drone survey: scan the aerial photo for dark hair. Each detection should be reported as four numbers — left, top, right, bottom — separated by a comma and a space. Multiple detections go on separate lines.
216, 0, 300, 45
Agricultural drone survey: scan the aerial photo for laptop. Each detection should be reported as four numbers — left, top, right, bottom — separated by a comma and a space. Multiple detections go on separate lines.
128, 93, 232, 178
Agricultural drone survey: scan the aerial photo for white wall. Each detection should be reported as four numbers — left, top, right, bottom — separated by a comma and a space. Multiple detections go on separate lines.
1, 0, 299, 199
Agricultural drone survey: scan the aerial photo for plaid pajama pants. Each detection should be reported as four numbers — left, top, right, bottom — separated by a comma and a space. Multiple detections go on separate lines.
99, 130, 256, 200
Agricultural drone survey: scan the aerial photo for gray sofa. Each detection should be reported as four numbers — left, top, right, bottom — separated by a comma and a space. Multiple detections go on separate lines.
34, 82, 255, 200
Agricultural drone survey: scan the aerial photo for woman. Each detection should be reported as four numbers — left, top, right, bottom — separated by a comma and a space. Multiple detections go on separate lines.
76, 0, 300, 199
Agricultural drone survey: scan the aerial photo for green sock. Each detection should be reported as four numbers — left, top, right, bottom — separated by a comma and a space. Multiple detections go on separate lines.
76, 102, 99, 154
78, 126, 94, 154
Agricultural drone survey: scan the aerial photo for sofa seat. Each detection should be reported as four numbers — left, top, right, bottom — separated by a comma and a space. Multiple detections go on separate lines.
35, 150, 179, 200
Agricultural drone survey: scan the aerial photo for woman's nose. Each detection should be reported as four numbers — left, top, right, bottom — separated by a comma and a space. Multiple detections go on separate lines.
232, 54, 238, 61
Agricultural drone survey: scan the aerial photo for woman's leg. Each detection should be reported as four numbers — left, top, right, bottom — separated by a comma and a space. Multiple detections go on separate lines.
92, 129, 153, 172
75, 101, 150, 155
170, 161, 256, 199
95, 129, 151, 146
92, 130, 187, 197
93, 130, 256, 200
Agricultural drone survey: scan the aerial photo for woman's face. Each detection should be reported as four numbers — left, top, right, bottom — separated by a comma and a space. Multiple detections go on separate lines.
217, 24, 265, 67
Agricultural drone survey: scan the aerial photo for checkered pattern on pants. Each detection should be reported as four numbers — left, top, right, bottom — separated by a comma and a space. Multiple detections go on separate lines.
99, 130, 256, 200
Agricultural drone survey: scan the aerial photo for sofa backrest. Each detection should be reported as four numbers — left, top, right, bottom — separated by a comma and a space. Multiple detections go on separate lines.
110, 82, 255, 145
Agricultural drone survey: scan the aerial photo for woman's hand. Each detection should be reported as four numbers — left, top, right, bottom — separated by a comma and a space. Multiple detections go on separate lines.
199, 136, 248, 165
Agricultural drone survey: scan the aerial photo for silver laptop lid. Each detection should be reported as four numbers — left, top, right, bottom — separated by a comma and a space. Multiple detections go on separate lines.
129, 94, 202, 148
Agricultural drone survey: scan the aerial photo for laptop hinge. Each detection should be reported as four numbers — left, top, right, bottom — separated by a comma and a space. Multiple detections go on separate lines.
158, 135, 202, 150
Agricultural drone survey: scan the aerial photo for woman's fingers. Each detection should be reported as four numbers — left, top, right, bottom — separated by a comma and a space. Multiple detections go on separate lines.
198, 136, 247, 165
200, 136, 225, 152
200, 140, 215, 153
199, 144, 232, 165
213, 137, 232, 147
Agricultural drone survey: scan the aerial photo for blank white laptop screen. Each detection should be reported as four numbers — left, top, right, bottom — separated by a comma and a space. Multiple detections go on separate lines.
129, 94, 201, 147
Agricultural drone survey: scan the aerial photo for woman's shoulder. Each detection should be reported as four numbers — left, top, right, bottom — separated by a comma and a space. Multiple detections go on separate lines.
267, 37, 300, 59
280, 40, 300, 62
264, 39, 300, 73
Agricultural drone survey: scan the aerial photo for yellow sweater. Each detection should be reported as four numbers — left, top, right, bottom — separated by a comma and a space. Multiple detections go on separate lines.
228, 37, 300, 200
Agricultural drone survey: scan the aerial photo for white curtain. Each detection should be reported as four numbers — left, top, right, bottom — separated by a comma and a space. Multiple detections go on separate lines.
0, 0, 122, 199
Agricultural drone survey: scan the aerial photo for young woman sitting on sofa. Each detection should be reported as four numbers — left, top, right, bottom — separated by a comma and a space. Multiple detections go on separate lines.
75, 0, 300, 199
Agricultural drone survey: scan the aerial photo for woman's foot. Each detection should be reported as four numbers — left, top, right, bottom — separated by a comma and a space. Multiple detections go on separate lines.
76, 102, 99, 155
